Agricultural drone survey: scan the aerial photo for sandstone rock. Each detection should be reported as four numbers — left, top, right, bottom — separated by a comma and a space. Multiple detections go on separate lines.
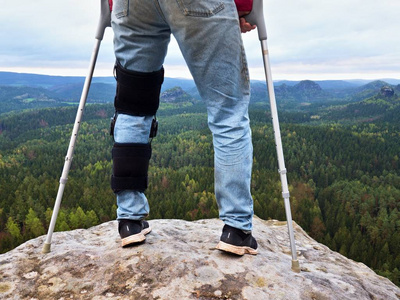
1, 217, 399, 299
380, 85, 395, 97
160, 87, 194, 103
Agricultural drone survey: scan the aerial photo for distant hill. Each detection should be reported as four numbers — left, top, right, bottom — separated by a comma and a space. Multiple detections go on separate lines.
271, 80, 329, 104
49, 82, 116, 103
358, 80, 391, 91
319, 85, 399, 123
0, 86, 67, 114
275, 80, 361, 90
0, 71, 86, 88
2, 71, 399, 90
254, 79, 396, 106
1, 71, 400, 114
291, 80, 327, 102
0, 71, 196, 93
349, 80, 395, 102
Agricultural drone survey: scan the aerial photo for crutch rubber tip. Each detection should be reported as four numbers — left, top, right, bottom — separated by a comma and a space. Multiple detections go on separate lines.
42, 243, 51, 254
291, 260, 301, 273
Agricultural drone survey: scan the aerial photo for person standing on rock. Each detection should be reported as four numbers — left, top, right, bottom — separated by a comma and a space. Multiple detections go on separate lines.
109, 0, 258, 255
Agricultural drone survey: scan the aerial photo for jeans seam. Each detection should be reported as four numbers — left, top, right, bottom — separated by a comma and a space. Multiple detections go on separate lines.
153, 0, 168, 23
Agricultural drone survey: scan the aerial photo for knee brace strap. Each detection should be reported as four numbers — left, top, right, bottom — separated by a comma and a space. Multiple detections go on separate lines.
114, 62, 164, 116
111, 143, 152, 193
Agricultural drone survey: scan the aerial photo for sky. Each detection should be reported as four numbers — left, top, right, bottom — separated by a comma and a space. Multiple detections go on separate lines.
1, 0, 399, 81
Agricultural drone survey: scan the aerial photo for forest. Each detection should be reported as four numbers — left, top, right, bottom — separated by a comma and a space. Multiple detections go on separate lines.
0, 81, 399, 287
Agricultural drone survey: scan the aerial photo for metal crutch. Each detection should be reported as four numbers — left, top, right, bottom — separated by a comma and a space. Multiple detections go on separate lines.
42, 0, 112, 253
246, 0, 300, 272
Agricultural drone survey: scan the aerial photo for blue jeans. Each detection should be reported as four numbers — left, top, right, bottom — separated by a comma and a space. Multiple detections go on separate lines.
111, 0, 254, 231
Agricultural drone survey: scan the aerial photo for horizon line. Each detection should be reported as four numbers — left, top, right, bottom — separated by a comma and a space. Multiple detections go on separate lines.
1, 69, 399, 83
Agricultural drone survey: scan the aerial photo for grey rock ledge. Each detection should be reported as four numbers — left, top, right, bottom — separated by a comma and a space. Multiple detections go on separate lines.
1, 217, 399, 299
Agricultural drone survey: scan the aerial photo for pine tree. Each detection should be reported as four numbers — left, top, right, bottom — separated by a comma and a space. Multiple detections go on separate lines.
69, 206, 87, 229
54, 210, 70, 232
86, 210, 99, 228
24, 208, 45, 239
6, 217, 22, 245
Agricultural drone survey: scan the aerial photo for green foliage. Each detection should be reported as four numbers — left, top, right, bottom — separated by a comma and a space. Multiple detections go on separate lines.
24, 208, 45, 239
316, 93, 400, 123
318, 178, 400, 285
0, 98, 399, 287
6, 217, 22, 244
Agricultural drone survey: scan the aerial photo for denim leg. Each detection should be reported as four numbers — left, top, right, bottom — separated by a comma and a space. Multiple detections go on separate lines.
160, 0, 254, 231
113, 114, 153, 220
111, 0, 254, 230
111, 0, 170, 220
111, 0, 170, 72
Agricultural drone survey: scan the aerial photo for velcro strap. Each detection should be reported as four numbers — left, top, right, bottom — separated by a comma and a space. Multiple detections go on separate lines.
111, 143, 152, 193
111, 175, 148, 192
112, 143, 152, 159
115, 62, 164, 89
114, 61, 164, 116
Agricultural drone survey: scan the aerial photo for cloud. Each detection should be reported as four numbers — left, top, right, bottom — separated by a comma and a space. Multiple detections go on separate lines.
0, 1, 110, 72
241, 0, 400, 79
1, 0, 399, 80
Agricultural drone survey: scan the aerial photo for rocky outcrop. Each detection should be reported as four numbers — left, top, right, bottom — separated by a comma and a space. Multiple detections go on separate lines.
380, 85, 395, 97
1, 217, 399, 299
160, 87, 195, 103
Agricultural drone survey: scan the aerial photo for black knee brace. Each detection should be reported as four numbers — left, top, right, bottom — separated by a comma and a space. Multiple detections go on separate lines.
114, 61, 164, 116
111, 143, 152, 193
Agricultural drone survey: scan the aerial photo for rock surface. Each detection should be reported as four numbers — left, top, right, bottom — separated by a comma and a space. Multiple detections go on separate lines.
380, 85, 395, 97
160, 87, 194, 103
1, 217, 399, 299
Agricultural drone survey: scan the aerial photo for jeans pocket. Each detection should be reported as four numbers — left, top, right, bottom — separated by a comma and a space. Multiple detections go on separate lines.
114, 0, 129, 19
175, 0, 225, 17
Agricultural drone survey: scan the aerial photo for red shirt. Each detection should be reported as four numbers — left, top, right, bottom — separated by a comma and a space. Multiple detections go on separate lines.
108, 0, 253, 13
234, 0, 253, 11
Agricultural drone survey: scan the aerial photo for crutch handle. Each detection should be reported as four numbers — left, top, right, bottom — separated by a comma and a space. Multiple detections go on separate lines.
245, 0, 267, 41
95, 0, 112, 40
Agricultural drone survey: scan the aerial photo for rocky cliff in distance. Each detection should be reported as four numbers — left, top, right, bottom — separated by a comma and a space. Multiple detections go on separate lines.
160, 86, 196, 103
1, 217, 399, 299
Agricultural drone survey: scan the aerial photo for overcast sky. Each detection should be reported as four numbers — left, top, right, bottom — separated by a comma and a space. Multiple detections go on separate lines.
1, 0, 399, 81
